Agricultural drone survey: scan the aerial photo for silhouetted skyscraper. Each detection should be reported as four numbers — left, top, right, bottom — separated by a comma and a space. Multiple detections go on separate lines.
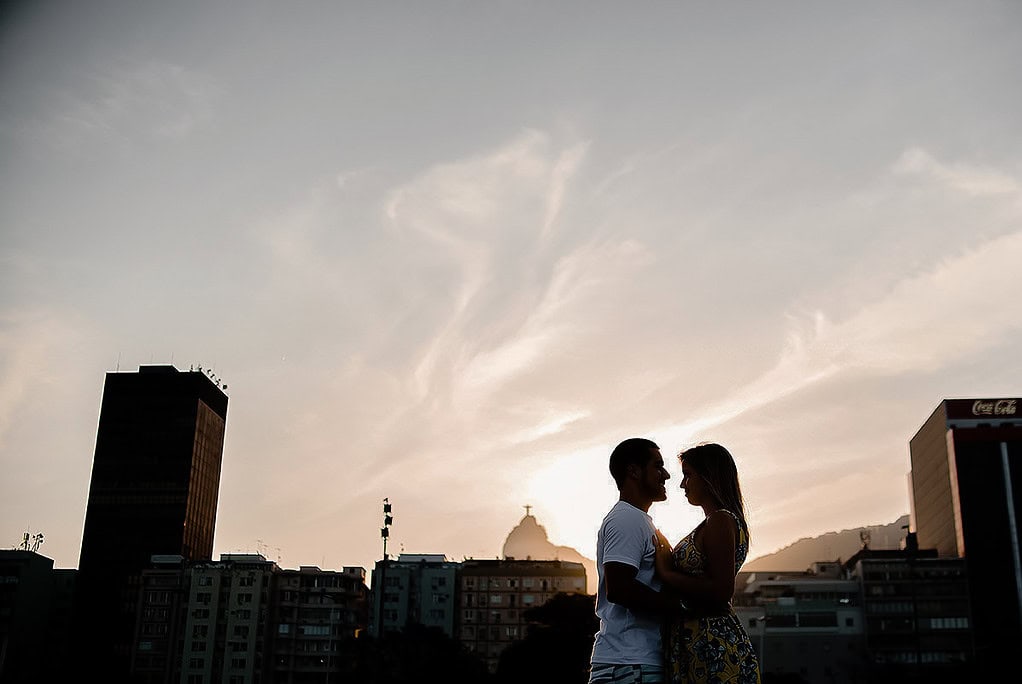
75, 364, 228, 679
908, 397, 1020, 675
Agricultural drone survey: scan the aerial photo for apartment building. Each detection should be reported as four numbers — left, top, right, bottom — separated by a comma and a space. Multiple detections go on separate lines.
458, 559, 586, 672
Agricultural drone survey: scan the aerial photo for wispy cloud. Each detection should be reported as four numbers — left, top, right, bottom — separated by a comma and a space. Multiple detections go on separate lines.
655, 150, 1022, 443
382, 131, 595, 407
0, 308, 94, 454
44, 60, 219, 144
894, 147, 1022, 199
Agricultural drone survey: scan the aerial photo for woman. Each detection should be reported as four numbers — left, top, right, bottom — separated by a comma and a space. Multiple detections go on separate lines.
653, 443, 761, 684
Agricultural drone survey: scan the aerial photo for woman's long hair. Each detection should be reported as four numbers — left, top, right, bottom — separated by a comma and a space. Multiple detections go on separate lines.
679, 442, 751, 542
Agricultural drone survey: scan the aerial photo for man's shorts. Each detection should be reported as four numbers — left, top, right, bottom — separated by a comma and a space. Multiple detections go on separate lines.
588, 663, 665, 684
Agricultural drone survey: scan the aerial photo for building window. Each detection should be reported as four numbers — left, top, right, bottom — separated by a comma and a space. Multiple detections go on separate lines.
798, 612, 837, 627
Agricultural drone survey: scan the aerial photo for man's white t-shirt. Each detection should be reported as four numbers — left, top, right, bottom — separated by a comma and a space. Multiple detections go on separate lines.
590, 500, 663, 665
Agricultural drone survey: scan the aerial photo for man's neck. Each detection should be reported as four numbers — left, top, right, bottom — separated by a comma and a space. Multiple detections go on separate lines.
619, 493, 652, 513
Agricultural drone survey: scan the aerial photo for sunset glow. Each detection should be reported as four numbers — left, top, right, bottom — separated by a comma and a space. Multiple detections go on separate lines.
2, 2, 1021, 579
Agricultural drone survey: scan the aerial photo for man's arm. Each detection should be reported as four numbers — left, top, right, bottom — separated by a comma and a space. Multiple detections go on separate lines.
604, 561, 677, 618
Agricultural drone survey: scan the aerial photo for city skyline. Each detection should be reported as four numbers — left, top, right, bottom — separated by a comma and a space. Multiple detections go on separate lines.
3, 2, 1022, 579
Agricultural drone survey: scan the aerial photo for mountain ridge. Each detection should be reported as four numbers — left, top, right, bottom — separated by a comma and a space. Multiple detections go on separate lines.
742, 514, 912, 572
501, 512, 913, 591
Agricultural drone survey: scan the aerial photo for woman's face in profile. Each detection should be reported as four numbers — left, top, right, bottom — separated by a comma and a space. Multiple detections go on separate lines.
680, 459, 705, 506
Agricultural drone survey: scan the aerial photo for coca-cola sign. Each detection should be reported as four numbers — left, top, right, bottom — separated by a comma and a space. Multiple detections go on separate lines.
971, 399, 1017, 416
943, 398, 1021, 421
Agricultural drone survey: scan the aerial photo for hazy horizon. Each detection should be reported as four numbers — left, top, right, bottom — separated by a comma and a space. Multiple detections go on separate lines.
2, 1, 1021, 577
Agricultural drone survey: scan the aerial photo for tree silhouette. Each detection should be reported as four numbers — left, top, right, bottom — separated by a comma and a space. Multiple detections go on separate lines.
496, 593, 599, 684
339, 623, 492, 683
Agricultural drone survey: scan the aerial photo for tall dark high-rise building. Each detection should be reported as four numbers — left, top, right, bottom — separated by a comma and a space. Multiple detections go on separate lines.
908, 397, 1020, 675
75, 364, 229, 679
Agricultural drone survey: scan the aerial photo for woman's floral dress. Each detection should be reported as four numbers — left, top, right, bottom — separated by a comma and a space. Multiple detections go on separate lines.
665, 510, 761, 684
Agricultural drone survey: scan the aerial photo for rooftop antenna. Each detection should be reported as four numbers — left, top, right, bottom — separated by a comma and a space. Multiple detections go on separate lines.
17, 531, 44, 553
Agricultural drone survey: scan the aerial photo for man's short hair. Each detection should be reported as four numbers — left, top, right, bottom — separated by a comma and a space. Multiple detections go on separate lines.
609, 437, 660, 488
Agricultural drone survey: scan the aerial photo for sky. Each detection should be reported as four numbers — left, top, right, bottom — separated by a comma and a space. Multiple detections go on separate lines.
2, 1, 1021, 579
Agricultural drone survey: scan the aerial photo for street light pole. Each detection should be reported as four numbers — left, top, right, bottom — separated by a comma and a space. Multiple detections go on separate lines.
376, 498, 393, 638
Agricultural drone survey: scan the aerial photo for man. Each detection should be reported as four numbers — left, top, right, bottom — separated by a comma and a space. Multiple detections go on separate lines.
589, 437, 675, 684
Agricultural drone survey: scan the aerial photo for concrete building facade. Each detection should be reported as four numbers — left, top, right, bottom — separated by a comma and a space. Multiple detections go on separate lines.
908, 397, 1021, 675
458, 559, 586, 672
77, 365, 229, 680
